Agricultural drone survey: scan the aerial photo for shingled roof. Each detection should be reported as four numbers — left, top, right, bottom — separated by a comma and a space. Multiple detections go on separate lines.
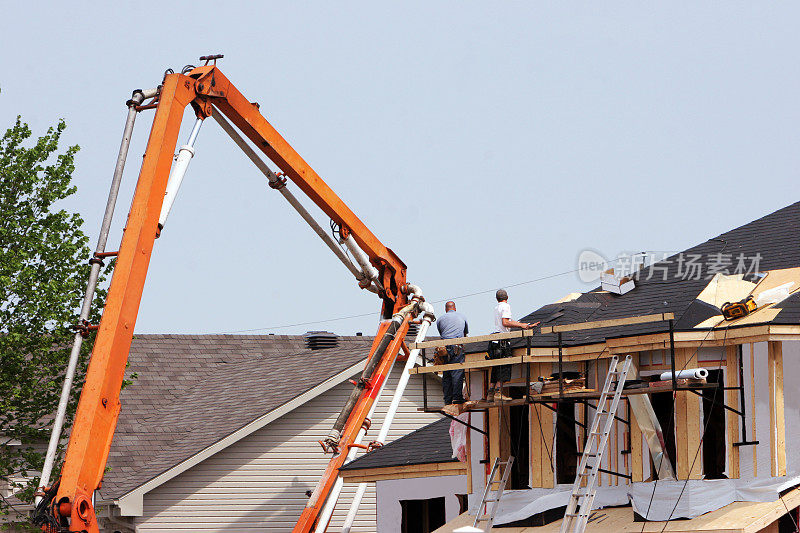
102, 334, 374, 500
338, 418, 456, 471
468, 200, 800, 353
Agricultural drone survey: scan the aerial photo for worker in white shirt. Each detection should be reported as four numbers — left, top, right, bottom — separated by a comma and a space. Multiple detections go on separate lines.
487, 289, 539, 402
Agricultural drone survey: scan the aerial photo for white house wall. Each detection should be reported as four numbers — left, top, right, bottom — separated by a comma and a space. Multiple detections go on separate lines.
375, 475, 467, 532
129, 364, 440, 533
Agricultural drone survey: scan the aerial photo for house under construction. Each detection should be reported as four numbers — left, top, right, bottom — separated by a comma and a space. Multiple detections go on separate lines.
339, 200, 800, 533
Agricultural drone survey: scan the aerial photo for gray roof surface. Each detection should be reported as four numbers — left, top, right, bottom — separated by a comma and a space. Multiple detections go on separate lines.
468, 200, 800, 353
338, 418, 456, 471
102, 334, 374, 499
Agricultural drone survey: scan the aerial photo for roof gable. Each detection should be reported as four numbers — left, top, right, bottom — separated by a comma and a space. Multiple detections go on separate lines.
104, 334, 374, 500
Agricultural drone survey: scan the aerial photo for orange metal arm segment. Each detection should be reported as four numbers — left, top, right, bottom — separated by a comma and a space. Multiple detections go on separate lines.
54, 74, 197, 532
189, 66, 408, 311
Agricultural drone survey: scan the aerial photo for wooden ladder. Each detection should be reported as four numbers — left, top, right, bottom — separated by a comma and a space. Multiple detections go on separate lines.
560, 355, 632, 533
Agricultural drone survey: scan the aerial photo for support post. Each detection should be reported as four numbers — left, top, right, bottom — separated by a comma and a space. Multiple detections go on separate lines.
558, 332, 564, 398
669, 319, 677, 391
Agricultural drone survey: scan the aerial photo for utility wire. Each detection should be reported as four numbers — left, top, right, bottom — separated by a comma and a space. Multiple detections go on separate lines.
215, 255, 645, 334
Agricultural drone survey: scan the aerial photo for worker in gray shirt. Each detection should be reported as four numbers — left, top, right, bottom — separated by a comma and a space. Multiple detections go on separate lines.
436, 301, 469, 410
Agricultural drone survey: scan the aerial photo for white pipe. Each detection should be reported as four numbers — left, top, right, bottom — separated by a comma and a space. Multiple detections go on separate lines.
158, 118, 203, 229
659, 368, 708, 381
342, 235, 380, 293
341, 305, 435, 533
140, 87, 159, 99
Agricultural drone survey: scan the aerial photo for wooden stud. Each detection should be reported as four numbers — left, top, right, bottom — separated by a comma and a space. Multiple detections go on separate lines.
466, 410, 473, 494
630, 400, 644, 483
541, 400, 555, 489
725, 345, 740, 479
775, 343, 786, 477
768, 341, 786, 477
612, 410, 619, 486
751, 343, 757, 477
686, 380, 702, 480
530, 403, 543, 488
488, 403, 500, 489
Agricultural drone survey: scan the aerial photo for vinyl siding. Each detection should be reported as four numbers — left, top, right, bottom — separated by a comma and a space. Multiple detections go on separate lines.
131, 364, 441, 532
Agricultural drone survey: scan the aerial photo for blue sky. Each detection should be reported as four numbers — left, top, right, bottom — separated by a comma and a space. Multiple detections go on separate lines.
2, 3, 799, 335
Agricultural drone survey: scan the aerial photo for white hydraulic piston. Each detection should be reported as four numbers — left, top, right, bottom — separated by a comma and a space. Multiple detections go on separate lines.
158, 118, 203, 229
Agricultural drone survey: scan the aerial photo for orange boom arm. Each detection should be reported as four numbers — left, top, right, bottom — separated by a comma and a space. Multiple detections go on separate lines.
39, 63, 419, 533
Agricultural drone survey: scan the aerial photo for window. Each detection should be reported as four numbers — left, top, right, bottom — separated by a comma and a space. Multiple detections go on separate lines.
456, 494, 469, 514
400, 497, 446, 533
649, 391, 676, 480
702, 369, 726, 479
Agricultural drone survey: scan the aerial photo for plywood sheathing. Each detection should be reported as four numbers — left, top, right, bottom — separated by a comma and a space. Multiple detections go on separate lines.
555, 292, 582, 303
694, 268, 800, 329
697, 273, 757, 309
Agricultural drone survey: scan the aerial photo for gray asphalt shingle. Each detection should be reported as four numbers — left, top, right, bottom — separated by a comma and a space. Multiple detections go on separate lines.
338, 418, 456, 471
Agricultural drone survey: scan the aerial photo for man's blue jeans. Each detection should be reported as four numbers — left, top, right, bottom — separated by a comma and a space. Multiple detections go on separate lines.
442, 345, 465, 405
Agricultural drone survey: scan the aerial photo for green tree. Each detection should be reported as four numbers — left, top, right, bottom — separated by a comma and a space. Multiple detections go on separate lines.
0, 113, 105, 515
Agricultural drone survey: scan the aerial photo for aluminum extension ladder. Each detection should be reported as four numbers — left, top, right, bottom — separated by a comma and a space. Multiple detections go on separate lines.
560, 355, 632, 533
463, 456, 515, 532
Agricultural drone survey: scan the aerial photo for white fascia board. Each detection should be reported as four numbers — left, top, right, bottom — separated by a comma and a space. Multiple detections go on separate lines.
115, 358, 367, 516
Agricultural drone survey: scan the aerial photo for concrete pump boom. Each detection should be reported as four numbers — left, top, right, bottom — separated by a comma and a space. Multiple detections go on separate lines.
33, 56, 425, 533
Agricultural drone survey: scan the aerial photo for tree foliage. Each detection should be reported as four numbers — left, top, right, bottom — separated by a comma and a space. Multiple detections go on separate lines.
0, 113, 105, 513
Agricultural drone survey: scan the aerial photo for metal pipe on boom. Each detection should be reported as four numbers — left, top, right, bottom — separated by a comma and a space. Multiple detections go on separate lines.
340, 303, 435, 533
209, 109, 376, 292
322, 300, 418, 452
315, 304, 435, 533
37, 87, 157, 504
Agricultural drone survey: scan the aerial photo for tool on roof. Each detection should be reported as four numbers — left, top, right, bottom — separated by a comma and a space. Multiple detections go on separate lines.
721, 295, 758, 320
33, 55, 425, 533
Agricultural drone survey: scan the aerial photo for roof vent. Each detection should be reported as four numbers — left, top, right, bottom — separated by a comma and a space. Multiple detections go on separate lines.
304, 331, 339, 350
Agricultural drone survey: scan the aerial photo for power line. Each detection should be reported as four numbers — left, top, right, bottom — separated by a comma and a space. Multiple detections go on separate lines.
216, 261, 617, 334
215, 249, 682, 334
